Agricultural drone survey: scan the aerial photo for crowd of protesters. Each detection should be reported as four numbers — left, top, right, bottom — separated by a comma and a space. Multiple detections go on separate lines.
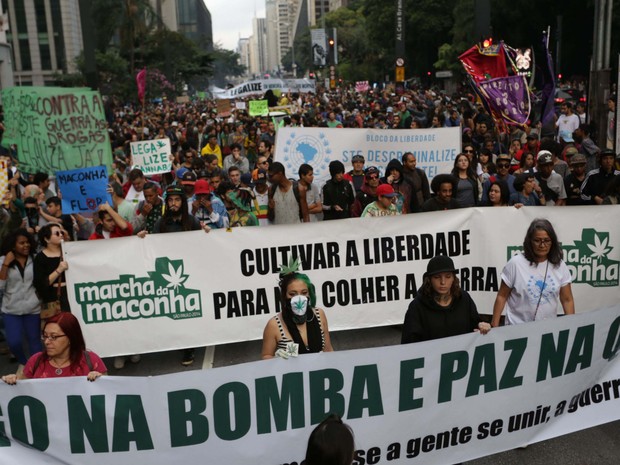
0, 82, 618, 370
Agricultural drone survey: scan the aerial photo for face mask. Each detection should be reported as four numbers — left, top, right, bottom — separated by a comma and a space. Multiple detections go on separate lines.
289, 295, 309, 324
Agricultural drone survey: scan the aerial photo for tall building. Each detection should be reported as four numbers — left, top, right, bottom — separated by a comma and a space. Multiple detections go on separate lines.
265, 0, 279, 73
151, 0, 213, 50
0, 2, 14, 88
237, 37, 251, 74
1, 0, 83, 86
249, 16, 267, 77
308, 0, 330, 27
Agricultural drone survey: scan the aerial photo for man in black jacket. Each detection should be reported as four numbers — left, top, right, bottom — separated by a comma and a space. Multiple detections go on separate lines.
322, 161, 355, 220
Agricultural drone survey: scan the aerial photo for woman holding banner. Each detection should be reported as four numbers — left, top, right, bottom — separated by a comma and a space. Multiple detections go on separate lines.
401, 256, 491, 343
491, 218, 575, 327
1, 312, 106, 384
261, 259, 333, 359
304, 414, 355, 465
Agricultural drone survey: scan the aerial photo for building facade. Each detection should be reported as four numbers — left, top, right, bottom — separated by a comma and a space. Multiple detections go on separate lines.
1, 0, 82, 86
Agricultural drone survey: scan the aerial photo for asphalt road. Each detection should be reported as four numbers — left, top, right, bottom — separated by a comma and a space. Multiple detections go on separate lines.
1, 325, 618, 464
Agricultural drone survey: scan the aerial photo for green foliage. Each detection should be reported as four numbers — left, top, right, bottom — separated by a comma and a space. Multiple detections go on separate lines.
209, 47, 246, 88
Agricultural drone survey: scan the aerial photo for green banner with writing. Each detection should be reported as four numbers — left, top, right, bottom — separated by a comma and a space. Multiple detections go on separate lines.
249, 99, 269, 117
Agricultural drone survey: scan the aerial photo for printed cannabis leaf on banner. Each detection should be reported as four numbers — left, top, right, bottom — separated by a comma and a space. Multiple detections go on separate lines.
148, 257, 189, 290
587, 233, 613, 260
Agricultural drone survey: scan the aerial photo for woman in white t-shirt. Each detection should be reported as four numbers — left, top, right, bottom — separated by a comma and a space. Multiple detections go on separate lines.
491, 219, 575, 326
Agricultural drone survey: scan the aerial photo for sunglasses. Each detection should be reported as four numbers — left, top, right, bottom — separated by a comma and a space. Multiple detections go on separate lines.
497, 163, 510, 168
463, 149, 475, 153
366, 174, 379, 180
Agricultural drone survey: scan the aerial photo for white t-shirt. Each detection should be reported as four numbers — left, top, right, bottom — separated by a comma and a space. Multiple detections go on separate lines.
501, 253, 572, 325
556, 113, 580, 142
125, 185, 145, 205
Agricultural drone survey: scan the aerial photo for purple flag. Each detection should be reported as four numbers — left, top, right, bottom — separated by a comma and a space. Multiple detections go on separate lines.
477, 75, 531, 125
539, 33, 556, 126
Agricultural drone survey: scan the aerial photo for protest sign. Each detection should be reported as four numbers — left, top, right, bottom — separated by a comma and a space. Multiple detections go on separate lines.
274, 127, 461, 185
56, 166, 112, 214
63, 206, 620, 357
0, 86, 113, 174
0, 157, 9, 206
130, 138, 172, 175
235, 101, 246, 110
216, 99, 232, 117
248, 99, 269, 116
1, 307, 620, 465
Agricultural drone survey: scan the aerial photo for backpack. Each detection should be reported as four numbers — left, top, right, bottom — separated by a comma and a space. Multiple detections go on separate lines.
267, 179, 303, 222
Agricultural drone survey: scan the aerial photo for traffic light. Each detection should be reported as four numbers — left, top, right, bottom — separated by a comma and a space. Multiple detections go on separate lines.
327, 28, 338, 65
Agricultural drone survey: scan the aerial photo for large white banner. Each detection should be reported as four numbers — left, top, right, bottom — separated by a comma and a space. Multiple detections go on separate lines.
212, 79, 316, 100
274, 127, 461, 185
63, 207, 620, 357
1, 307, 620, 464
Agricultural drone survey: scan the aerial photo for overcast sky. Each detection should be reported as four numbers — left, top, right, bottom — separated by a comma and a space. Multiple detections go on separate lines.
205, 0, 265, 51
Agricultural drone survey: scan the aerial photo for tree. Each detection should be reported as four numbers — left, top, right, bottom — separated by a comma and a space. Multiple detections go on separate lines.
209, 46, 246, 88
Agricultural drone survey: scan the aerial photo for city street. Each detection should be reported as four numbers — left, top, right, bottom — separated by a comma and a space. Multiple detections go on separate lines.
2, 324, 617, 464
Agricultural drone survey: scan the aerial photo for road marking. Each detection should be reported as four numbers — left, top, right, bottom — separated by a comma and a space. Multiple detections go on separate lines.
202, 346, 215, 370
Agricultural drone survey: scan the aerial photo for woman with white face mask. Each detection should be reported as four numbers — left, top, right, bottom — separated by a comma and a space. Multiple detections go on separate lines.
261, 260, 334, 359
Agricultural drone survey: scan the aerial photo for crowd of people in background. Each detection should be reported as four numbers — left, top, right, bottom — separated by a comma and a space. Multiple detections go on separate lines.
0, 82, 618, 371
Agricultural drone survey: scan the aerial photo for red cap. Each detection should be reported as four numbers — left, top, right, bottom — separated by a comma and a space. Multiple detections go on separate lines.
377, 184, 396, 197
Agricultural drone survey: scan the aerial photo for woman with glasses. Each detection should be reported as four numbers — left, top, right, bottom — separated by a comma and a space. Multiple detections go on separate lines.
491, 219, 574, 327
462, 144, 483, 178
33, 223, 70, 315
1, 312, 106, 384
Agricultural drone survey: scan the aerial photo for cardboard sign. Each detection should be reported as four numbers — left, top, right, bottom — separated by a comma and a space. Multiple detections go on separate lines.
249, 99, 269, 116
0, 86, 113, 174
0, 157, 9, 206
56, 165, 112, 214
130, 138, 172, 175
216, 99, 232, 117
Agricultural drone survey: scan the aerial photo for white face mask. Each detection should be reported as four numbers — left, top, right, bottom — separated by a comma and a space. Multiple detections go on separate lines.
290, 295, 309, 316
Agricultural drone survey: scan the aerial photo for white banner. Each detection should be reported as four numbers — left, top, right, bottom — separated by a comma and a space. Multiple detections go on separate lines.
1, 307, 620, 464
274, 127, 461, 185
129, 138, 172, 175
63, 207, 620, 357
212, 79, 316, 100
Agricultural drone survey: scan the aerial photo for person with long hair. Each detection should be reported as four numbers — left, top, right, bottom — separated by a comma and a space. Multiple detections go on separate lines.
33, 223, 70, 313
1, 312, 106, 384
513, 151, 535, 175
491, 219, 575, 327
305, 414, 355, 465
451, 153, 481, 207
485, 180, 510, 207
401, 256, 491, 343
261, 260, 333, 359
0, 229, 42, 367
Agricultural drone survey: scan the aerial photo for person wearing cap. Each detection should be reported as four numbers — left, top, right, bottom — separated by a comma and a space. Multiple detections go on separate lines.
381, 159, 414, 214
401, 255, 491, 344
253, 168, 270, 226
322, 160, 355, 221
533, 150, 566, 206
227, 188, 259, 227
180, 170, 197, 207
422, 174, 460, 212
361, 184, 400, 217
564, 154, 589, 205
492, 218, 574, 327
298, 164, 323, 222
580, 150, 620, 205
351, 167, 380, 217
515, 132, 540, 165
481, 154, 516, 203
191, 179, 227, 229
346, 154, 366, 194
223, 143, 250, 175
